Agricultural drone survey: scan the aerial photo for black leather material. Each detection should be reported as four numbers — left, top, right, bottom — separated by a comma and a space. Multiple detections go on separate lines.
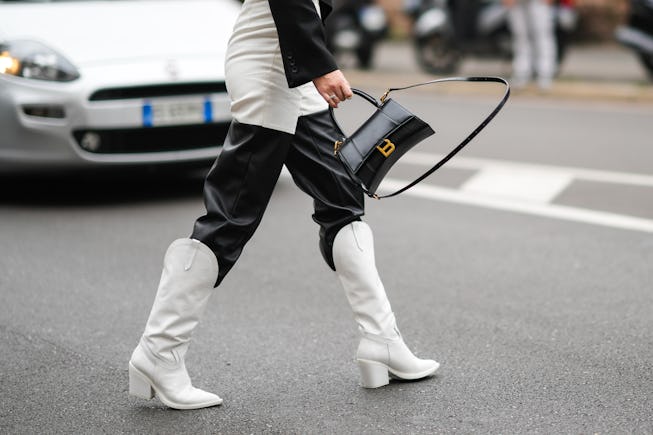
192, 121, 292, 286
268, 0, 337, 88
191, 112, 364, 286
287, 110, 364, 270
337, 97, 435, 195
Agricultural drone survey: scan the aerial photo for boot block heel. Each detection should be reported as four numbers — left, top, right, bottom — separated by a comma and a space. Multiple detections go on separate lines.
129, 363, 154, 399
358, 359, 390, 388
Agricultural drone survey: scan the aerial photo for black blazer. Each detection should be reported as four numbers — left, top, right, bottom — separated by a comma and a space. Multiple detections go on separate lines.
268, 0, 338, 88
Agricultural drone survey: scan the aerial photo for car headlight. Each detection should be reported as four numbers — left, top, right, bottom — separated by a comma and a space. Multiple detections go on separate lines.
0, 40, 79, 82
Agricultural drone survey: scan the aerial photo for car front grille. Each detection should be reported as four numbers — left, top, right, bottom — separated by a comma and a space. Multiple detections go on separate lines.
72, 123, 229, 154
88, 82, 228, 101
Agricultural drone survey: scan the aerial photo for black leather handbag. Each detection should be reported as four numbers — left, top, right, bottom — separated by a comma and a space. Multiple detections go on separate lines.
330, 76, 510, 199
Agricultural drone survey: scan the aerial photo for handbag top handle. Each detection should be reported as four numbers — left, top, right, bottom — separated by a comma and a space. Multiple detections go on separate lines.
330, 76, 510, 199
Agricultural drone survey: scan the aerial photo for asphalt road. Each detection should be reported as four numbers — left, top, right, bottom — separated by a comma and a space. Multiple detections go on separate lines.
1, 92, 652, 433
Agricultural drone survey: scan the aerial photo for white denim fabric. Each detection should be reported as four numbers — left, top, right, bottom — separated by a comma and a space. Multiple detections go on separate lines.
225, 0, 327, 134
508, 0, 557, 86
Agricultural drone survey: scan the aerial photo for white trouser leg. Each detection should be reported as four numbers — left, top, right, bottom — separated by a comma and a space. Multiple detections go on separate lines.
333, 222, 439, 388
508, 3, 533, 84
529, 0, 557, 87
129, 238, 223, 409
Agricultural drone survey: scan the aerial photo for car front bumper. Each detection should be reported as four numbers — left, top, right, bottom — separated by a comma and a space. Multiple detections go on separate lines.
0, 63, 231, 172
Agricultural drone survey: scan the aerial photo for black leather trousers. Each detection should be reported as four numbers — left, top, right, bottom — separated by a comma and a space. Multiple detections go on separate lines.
191, 109, 365, 286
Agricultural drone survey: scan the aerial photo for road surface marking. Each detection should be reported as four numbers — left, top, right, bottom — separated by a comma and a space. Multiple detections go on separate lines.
283, 154, 653, 233
460, 167, 573, 203
400, 152, 653, 187
379, 179, 653, 234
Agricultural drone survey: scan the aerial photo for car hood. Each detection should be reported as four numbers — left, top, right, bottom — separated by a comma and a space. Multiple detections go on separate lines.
0, 0, 240, 67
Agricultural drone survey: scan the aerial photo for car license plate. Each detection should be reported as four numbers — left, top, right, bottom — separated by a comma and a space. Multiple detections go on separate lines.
142, 98, 212, 127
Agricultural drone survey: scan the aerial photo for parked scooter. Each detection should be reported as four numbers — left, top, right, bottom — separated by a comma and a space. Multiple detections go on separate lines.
325, 0, 389, 69
404, 0, 578, 75
615, 0, 653, 80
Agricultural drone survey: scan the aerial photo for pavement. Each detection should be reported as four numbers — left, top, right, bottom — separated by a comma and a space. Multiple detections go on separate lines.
343, 40, 653, 103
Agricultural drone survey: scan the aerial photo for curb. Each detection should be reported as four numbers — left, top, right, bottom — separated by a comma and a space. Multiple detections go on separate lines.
344, 69, 653, 104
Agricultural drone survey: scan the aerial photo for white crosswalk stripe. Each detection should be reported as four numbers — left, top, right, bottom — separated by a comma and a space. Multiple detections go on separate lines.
379, 153, 653, 234
379, 179, 653, 234
282, 152, 653, 233
400, 152, 653, 188
460, 167, 573, 203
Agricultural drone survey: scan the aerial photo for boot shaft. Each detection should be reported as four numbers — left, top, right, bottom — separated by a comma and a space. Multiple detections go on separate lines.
333, 221, 396, 337
142, 238, 219, 362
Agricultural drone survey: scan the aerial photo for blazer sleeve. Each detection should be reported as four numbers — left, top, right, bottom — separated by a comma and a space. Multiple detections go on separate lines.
268, 0, 338, 88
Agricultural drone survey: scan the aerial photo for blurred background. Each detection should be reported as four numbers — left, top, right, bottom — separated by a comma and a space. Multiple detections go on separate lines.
326, 0, 653, 88
380, 0, 626, 41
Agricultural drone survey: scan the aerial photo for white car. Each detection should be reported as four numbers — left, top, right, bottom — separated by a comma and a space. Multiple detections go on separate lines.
0, 0, 241, 172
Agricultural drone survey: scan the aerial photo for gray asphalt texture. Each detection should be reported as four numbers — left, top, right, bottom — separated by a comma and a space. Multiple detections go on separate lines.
1, 172, 652, 433
2, 43, 653, 434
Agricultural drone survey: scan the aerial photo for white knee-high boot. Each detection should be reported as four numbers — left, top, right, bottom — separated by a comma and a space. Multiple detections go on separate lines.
129, 238, 223, 409
333, 221, 439, 388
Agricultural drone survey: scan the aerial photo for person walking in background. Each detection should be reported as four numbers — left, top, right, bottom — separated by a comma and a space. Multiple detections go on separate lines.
127, 0, 439, 410
504, 0, 558, 91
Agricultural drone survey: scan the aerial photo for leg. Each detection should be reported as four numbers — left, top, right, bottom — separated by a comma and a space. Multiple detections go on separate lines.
129, 239, 223, 409
284, 109, 364, 269
508, 2, 533, 87
129, 121, 292, 409
288, 111, 439, 388
529, 0, 557, 90
192, 121, 293, 286
333, 222, 439, 388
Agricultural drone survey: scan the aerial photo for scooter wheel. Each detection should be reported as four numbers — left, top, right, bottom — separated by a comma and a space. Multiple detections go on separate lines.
415, 37, 460, 75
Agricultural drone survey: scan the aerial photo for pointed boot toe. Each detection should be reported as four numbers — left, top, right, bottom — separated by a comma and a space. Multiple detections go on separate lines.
388, 358, 440, 381
158, 385, 223, 410
129, 346, 223, 410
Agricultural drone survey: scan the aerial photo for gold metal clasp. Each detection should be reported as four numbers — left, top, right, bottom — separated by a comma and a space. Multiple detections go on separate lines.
333, 140, 343, 155
376, 139, 395, 158
380, 89, 390, 103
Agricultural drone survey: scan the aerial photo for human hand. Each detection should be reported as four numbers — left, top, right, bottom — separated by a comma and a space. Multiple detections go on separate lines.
313, 69, 353, 108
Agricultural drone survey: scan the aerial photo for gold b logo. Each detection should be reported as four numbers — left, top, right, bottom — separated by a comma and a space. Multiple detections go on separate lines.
376, 139, 395, 158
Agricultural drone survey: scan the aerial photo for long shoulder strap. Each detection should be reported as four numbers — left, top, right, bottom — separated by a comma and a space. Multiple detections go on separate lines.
374, 76, 510, 199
